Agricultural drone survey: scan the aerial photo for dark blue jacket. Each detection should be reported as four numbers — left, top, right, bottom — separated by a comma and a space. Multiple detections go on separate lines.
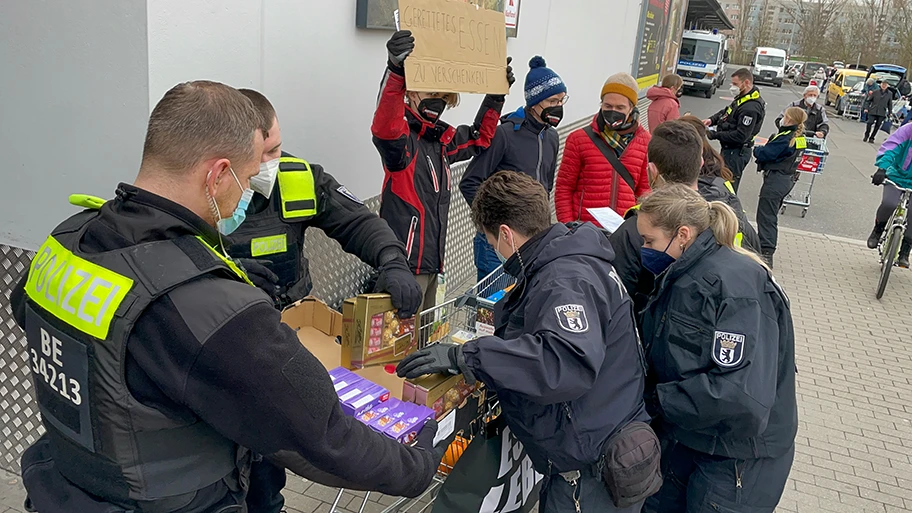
754, 125, 803, 173
461, 223, 649, 474
641, 230, 797, 460
459, 107, 560, 207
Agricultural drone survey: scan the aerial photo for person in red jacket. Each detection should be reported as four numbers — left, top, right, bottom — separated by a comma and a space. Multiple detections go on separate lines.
371, 30, 513, 310
556, 73, 652, 223
646, 75, 683, 131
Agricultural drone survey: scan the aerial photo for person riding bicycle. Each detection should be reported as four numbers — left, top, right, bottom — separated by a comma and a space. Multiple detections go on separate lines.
868, 122, 912, 268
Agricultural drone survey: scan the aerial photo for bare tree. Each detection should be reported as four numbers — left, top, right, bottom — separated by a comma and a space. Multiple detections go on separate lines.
860, 0, 892, 64
753, 0, 776, 48
732, 0, 757, 62
829, 13, 868, 65
888, 0, 912, 67
787, 0, 848, 58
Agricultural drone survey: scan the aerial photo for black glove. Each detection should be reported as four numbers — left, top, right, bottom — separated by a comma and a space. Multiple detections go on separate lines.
873, 168, 888, 186
396, 343, 475, 382
506, 56, 515, 88
387, 30, 415, 68
374, 254, 423, 319
236, 258, 280, 297
413, 419, 453, 468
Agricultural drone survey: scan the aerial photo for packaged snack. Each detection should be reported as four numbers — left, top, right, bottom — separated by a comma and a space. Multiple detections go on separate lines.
450, 330, 477, 345
409, 373, 478, 419
475, 306, 496, 336
342, 294, 418, 369
384, 404, 434, 443
337, 381, 368, 404
358, 397, 402, 424
328, 368, 361, 393
341, 383, 391, 417
368, 401, 412, 433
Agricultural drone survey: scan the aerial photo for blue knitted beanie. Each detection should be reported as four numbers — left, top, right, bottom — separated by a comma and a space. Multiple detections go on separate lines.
524, 56, 566, 108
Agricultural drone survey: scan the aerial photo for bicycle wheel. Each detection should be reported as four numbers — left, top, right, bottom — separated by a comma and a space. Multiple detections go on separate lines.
876, 226, 903, 299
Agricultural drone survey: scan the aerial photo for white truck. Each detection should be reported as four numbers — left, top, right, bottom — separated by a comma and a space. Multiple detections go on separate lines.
676, 30, 729, 98
751, 47, 787, 87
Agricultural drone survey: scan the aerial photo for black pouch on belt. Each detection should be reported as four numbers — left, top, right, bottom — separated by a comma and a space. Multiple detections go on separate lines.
600, 421, 664, 508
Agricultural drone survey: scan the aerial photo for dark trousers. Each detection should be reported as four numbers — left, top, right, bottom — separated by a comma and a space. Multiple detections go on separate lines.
643, 439, 794, 513
473, 232, 502, 282
721, 146, 752, 194
539, 472, 644, 513
875, 183, 912, 247
757, 170, 798, 255
866, 115, 885, 141
246, 458, 286, 513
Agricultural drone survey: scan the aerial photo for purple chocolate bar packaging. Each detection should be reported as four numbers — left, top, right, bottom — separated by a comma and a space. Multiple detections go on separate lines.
357, 397, 402, 425
383, 403, 434, 443
367, 400, 412, 433
340, 383, 390, 417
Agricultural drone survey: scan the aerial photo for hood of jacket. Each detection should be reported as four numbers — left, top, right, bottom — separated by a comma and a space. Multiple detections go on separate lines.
646, 86, 680, 104
501, 106, 549, 133
503, 223, 615, 279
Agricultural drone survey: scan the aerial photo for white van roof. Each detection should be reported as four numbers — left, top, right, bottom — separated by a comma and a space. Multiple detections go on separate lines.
755, 47, 787, 56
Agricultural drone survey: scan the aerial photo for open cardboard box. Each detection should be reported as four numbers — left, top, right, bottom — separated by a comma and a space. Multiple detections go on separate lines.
281, 297, 485, 438
280, 297, 405, 397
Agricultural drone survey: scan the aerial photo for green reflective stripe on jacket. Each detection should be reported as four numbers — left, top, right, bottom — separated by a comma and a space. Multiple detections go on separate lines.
69, 195, 107, 210
25, 236, 134, 339
734, 232, 744, 248
277, 157, 317, 220
194, 236, 254, 286
725, 90, 762, 115
724, 181, 736, 195
624, 204, 641, 219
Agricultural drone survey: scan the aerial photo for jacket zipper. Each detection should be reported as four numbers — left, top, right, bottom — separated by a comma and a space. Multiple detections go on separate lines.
426, 155, 440, 193
577, 189, 586, 221
438, 149, 447, 273
405, 216, 418, 261
535, 128, 544, 183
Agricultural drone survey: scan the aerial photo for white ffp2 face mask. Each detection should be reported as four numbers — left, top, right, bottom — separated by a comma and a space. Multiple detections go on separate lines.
729, 86, 741, 97
806, 96, 818, 105
250, 158, 281, 198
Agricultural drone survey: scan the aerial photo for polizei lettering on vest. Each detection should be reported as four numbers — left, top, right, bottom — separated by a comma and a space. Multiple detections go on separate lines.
25, 236, 133, 339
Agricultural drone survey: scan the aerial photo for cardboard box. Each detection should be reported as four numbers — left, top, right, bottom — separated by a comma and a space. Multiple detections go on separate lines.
408, 373, 478, 420
343, 294, 417, 369
281, 297, 405, 398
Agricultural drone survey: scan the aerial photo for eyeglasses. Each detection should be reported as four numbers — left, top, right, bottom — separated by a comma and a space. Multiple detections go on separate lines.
542, 95, 570, 107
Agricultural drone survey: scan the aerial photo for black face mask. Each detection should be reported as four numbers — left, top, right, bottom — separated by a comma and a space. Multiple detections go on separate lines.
539, 105, 564, 127
598, 108, 637, 132
417, 98, 447, 124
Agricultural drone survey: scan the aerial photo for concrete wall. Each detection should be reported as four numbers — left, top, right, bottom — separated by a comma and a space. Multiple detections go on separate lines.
0, 0, 150, 250
2, 0, 645, 249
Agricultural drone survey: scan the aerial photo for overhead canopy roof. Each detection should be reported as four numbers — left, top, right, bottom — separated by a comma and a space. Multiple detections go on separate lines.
685, 0, 734, 31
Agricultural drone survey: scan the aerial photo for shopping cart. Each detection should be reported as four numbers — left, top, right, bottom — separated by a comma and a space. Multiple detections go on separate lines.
781, 137, 828, 218
327, 267, 515, 513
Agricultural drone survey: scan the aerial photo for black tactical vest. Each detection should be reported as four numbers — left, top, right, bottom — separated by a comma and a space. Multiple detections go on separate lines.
22, 209, 250, 509
228, 156, 318, 304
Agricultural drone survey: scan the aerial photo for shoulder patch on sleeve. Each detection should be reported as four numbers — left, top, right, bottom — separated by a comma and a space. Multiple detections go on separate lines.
336, 186, 363, 205
555, 304, 589, 333
742, 116, 753, 126
712, 331, 745, 367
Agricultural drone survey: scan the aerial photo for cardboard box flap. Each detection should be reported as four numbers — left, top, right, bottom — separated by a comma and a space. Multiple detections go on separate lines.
281, 297, 341, 337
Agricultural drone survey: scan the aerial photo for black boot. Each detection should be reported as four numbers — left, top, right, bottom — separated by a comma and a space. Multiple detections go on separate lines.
761, 252, 774, 269
899, 240, 911, 268
868, 222, 887, 249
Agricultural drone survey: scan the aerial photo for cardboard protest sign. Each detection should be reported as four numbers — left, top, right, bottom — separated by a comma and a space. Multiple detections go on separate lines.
398, 0, 509, 95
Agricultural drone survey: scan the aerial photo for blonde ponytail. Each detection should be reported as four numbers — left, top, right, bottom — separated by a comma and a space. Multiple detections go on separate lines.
640, 185, 770, 270
783, 107, 808, 147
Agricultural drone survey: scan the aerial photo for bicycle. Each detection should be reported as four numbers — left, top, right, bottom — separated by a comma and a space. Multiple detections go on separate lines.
875, 179, 912, 299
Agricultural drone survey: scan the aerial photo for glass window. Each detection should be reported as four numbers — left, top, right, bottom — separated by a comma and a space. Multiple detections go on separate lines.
756, 55, 785, 66
843, 75, 864, 88
680, 39, 721, 65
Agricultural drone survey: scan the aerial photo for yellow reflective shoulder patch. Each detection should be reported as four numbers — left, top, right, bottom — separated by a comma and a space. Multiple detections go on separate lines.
724, 181, 736, 195
68, 194, 106, 210
25, 236, 133, 339
251, 234, 287, 257
734, 232, 744, 248
195, 237, 254, 287
795, 137, 807, 150
277, 158, 317, 220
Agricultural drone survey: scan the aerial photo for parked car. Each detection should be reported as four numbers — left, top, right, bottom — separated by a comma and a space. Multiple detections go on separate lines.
833, 61, 845, 69
796, 62, 828, 86
788, 62, 804, 79
827, 69, 867, 111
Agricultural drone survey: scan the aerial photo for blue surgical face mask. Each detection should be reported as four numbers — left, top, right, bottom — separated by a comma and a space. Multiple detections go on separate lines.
213, 168, 254, 236
641, 234, 678, 275
495, 230, 515, 264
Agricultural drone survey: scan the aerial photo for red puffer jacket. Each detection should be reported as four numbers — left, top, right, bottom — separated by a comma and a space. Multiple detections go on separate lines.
555, 116, 651, 225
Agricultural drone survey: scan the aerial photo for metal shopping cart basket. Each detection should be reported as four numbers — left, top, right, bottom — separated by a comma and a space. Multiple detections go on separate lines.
327, 267, 515, 513
781, 137, 828, 218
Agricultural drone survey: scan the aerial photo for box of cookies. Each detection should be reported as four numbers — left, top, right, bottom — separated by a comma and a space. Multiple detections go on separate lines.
342, 294, 417, 369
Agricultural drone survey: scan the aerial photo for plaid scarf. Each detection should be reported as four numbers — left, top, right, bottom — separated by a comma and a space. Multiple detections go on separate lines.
600, 128, 635, 156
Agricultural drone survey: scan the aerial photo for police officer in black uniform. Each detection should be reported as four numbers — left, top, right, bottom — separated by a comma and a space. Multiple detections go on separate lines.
10, 81, 446, 513
704, 68, 766, 193
636, 185, 797, 513
231, 90, 425, 513
397, 172, 659, 513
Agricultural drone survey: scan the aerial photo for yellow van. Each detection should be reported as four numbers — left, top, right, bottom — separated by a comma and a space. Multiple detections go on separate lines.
826, 69, 867, 108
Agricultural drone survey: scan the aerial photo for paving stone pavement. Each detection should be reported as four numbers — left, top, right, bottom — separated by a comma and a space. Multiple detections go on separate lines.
1, 227, 910, 512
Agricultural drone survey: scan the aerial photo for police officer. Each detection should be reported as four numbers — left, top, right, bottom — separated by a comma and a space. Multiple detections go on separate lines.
10, 81, 446, 513
397, 172, 659, 513
610, 121, 760, 321
636, 185, 797, 513
233, 89, 421, 315
703, 68, 766, 193
230, 90, 424, 512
